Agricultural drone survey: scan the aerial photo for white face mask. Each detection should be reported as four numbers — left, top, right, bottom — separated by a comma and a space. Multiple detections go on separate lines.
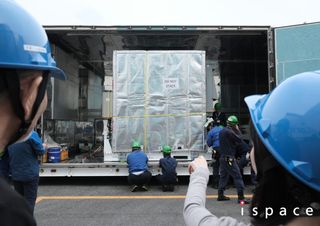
250, 147, 257, 175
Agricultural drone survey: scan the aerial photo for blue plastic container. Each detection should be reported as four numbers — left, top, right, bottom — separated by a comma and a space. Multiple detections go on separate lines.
47, 147, 61, 163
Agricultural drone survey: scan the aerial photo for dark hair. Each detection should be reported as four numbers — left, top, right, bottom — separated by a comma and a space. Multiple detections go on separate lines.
163, 152, 171, 157
249, 121, 320, 226
212, 119, 222, 127
132, 147, 140, 152
0, 70, 8, 95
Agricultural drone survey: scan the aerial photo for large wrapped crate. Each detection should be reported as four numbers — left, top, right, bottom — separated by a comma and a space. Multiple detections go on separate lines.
112, 51, 206, 153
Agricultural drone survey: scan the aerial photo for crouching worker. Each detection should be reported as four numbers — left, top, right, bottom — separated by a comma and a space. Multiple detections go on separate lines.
127, 141, 152, 192
8, 130, 45, 214
157, 145, 177, 192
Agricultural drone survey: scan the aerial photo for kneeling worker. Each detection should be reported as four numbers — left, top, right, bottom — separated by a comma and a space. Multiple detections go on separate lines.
127, 141, 152, 192
157, 145, 177, 192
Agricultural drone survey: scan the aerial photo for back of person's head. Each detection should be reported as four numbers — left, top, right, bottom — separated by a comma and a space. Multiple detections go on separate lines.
0, 0, 65, 144
249, 123, 320, 225
245, 71, 320, 225
131, 141, 141, 151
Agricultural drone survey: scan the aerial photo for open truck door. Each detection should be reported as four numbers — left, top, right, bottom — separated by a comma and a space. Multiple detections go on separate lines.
273, 22, 320, 84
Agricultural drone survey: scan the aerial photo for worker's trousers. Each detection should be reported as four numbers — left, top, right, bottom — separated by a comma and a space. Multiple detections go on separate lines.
128, 171, 152, 186
218, 156, 244, 194
13, 177, 39, 215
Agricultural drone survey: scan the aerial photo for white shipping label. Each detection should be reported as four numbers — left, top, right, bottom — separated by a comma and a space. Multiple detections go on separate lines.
163, 78, 179, 90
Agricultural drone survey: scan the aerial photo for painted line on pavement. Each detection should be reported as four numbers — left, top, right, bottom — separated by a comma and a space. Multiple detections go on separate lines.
36, 194, 253, 203
36, 197, 44, 204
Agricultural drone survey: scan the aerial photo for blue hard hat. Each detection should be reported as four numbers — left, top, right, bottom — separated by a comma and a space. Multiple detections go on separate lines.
245, 71, 320, 192
0, 0, 65, 79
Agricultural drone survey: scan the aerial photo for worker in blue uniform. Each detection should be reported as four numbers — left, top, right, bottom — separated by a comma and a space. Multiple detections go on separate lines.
217, 115, 249, 204
127, 141, 152, 192
206, 120, 224, 189
230, 120, 252, 178
7, 130, 45, 214
157, 145, 177, 192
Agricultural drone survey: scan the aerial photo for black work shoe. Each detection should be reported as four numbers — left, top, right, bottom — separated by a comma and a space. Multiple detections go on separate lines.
162, 185, 174, 192
238, 199, 250, 204
141, 185, 148, 191
131, 185, 139, 192
211, 184, 218, 189
217, 195, 230, 201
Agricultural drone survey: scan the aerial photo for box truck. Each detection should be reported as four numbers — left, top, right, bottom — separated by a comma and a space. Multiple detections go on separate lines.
40, 23, 320, 177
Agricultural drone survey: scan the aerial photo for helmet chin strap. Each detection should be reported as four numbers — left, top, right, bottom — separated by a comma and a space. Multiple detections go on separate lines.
4, 70, 50, 145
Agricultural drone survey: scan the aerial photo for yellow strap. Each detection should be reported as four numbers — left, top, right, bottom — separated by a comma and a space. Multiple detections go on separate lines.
143, 52, 149, 150
113, 112, 205, 119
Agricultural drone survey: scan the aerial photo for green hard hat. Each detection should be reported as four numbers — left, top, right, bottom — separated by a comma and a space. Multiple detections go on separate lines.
132, 141, 141, 149
214, 102, 222, 111
227, 115, 238, 126
162, 145, 172, 154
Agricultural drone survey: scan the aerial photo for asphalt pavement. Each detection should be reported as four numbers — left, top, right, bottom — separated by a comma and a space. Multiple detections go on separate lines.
35, 177, 253, 226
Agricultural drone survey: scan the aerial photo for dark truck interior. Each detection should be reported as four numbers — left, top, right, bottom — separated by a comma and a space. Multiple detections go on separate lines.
47, 26, 269, 125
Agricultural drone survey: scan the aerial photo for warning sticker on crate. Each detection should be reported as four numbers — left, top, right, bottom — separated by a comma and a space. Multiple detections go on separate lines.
163, 78, 179, 90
